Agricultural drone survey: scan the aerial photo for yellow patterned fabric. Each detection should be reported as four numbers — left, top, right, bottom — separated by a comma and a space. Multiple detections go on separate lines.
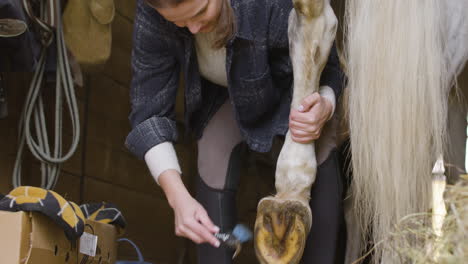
0, 186, 85, 240
81, 202, 126, 232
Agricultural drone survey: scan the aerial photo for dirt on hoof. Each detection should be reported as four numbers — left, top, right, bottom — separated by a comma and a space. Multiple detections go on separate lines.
254, 197, 312, 264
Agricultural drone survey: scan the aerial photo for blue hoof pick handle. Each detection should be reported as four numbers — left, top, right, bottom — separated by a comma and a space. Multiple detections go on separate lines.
214, 224, 253, 259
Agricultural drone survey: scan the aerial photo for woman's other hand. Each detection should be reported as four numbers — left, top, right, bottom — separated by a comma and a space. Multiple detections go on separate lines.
289, 91, 334, 144
159, 170, 220, 247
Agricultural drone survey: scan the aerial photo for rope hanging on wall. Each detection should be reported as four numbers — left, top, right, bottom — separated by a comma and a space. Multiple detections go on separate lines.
13, 0, 80, 190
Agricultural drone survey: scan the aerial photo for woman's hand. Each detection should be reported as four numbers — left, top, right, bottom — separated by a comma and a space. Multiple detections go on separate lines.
171, 191, 221, 247
159, 170, 220, 247
289, 92, 333, 143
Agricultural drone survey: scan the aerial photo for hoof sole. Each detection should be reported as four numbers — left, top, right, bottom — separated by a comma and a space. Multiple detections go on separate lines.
254, 197, 312, 264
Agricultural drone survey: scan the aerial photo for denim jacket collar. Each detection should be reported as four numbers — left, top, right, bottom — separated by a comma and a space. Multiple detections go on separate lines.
229, 0, 255, 42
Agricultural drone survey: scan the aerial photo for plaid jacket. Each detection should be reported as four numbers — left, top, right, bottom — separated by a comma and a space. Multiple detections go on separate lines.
126, 0, 345, 159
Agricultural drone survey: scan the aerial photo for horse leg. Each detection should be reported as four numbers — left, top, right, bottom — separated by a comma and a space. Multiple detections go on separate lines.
254, 1, 337, 263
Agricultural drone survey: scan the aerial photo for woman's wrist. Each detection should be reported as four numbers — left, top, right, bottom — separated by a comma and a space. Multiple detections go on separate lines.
159, 169, 191, 208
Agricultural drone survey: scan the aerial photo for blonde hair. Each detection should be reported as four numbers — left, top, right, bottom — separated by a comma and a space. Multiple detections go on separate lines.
146, 0, 236, 49
344, 0, 450, 262
212, 0, 236, 49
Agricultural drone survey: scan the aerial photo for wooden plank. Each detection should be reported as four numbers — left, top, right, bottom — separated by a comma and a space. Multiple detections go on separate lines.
83, 133, 198, 199
114, 0, 137, 21
23, 161, 82, 202
83, 137, 164, 198
83, 71, 197, 198
0, 154, 14, 193
85, 74, 130, 154
111, 13, 134, 53
1, 73, 30, 156
53, 172, 82, 204
86, 111, 129, 150
83, 69, 197, 196
60, 130, 84, 177
87, 72, 185, 125
102, 44, 132, 87
101, 13, 134, 86
0, 115, 21, 156
87, 75, 130, 122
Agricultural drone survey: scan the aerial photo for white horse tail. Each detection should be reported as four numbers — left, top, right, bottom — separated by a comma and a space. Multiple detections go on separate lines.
344, 0, 450, 262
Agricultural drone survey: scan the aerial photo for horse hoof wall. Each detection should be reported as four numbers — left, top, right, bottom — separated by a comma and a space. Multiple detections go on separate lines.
254, 197, 311, 264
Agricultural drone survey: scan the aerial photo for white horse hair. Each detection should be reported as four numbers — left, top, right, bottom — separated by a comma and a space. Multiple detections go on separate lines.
343, 0, 468, 262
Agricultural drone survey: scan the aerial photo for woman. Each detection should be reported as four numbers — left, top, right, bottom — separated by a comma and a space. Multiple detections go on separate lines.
126, 0, 346, 263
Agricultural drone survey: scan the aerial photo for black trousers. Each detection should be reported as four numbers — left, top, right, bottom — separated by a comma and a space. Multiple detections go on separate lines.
301, 149, 347, 264
196, 147, 347, 264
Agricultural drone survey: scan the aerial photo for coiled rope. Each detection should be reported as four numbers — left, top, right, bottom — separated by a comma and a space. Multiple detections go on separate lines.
13, 0, 80, 189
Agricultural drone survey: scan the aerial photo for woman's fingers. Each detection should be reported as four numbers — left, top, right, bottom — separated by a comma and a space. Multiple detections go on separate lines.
289, 120, 318, 133
196, 210, 220, 233
290, 127, 321, 142
290, 109, 319, 125
297, 92, 321, 112
172, 197, 220, 247
289, 99, 329, 142
187, 218, 220, 247
290, 129, 310, 137
176, 218, 219, 247
175, 223, 204, 244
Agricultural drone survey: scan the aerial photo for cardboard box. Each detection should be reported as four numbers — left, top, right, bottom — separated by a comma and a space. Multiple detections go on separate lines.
0, 211, 119, 264
78, 218, 119, 264
0, 211, 77, 264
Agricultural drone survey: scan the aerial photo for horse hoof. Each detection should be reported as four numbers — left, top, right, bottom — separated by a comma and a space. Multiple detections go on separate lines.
254, 197, 311, 264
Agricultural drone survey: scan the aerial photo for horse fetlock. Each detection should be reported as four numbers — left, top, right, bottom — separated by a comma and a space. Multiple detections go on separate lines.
275, 155, 316, 196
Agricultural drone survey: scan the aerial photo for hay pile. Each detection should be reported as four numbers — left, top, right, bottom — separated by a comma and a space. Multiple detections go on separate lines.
387, 176, 467, 263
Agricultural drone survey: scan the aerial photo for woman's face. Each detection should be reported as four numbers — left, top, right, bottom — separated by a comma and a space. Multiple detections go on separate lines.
155, 0, 223, 34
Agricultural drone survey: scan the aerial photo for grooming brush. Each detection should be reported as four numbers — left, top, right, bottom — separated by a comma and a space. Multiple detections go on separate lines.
214, 224, 253, 259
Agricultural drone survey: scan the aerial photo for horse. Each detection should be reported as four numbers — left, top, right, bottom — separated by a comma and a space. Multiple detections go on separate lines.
253, 0, 468, 263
